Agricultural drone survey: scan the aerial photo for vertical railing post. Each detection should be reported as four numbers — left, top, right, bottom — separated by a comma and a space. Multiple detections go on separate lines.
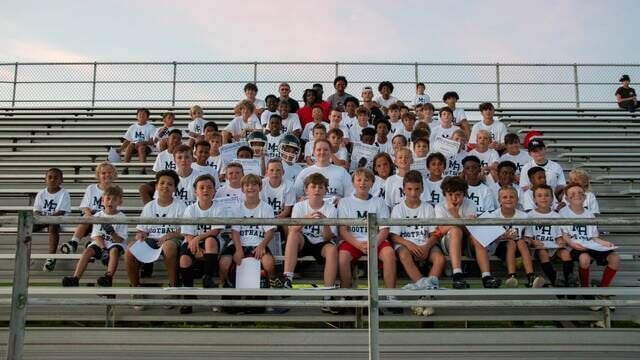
573, 63, 580, 109
367, 213, 380, 360
11, 63, 18, 107
496, 63, 501, 108
253, 62, 258, 84
335, 62, 339, 79
6, 211, 33, 360
172, 62, 177, 107
91, 62, 97, 107
414, 63, 419, 84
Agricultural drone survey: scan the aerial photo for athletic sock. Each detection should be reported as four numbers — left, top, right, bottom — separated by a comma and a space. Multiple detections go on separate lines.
452, 268, 463, 275
203, 253, 218, 277
600, 266, 617, 287
284, 272, 294, 280
540, 262, 556, 284
481, 272, 491, 279
71, 236, 80, 243
579, 267, 590, 288
562, 261, 574, 282
181, 267, 194, 288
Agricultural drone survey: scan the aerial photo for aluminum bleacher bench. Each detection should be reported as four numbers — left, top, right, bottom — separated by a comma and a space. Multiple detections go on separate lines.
559, 152, 640, 161
595, 174, 640, 182
0, 174, 153, 182
516, 128, 640, 134
0, 142, 120, 149
540, 135, 640, 141
0, 162, 153, 170
546, 143, 640, 150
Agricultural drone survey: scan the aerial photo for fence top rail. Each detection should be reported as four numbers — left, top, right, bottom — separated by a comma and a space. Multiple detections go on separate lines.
2, 61, 640, 66
28, 215, 640, 227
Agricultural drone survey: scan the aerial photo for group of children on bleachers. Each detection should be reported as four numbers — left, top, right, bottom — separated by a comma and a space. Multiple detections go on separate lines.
31, 78, 619, 316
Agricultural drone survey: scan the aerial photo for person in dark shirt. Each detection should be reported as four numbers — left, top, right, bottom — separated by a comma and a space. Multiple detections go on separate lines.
278, 82, 300, 113
615, 75, 639, 112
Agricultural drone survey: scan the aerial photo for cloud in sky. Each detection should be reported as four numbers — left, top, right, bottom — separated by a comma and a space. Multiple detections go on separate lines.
0, 0, 638, 63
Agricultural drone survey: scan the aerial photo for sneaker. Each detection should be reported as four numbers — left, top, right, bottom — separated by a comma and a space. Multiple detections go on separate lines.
452, 273, 469, 289
132, 294, 146, 311
416, 276, 439, 290
62, 276, 79, 287
401, 281, 419, 290
505, 275, 519, 288
387, 295, 403, 314
43, 258, 56, 272
180, 295, 197, 314
320, 297, 341, 315
482, 276, 502, 289
202, 275, 217, 289
591, 295, 616, 312
531, 275, 546, 288
566, 273, 579, 288
269, 275, 292, 289
60, 240, 78, 254
96, 274, 113, 287
421, 306, 435, 317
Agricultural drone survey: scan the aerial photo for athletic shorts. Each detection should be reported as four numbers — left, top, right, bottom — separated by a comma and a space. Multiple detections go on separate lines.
179, 236, 220, 260
220, 244, 272, 258
87, 241, 125, 265
299, 236, 334, 264
338, 239, 392, 263
33, 223, 61, 232
493, 241, 524, 262
439, 230, 471, 257
570, 249, 614, 266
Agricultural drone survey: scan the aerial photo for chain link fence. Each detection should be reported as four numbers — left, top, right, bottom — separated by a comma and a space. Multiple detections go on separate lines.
0, 62, 638, 108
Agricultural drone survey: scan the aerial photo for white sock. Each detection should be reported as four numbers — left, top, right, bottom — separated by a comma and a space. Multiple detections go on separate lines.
453, 268, 462, 275
284, 272, 294, 280
482, 272, 491, 278
71, 236, 80, 243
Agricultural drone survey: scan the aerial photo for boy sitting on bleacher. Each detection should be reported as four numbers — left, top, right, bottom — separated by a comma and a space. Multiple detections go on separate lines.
519, 139, 566, 200
35, 167, 71, 272
62, 185, 127, 287
121, 108, 156, 174
61, 161, 118, 255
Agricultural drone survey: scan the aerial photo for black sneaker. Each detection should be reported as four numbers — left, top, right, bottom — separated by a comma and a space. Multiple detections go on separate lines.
180, 305, 193, 314
60, 240, 78, 254
482, 275, 502, 289
62, 276, 79, 287
452, 273, 469, 289
96, 274, 113, 287
270, 275, 292, 289
321, 297, 341, 315
202, 275, 217, 289
43, 258, 56, 272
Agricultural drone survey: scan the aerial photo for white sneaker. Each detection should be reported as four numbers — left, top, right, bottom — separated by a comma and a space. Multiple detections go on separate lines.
505, 275, 518, 288
402, 282, 419, 290
417, 276, 439, 290
132, 294, 146, 311
421, 306, 435, 317
43, 258, 56, 272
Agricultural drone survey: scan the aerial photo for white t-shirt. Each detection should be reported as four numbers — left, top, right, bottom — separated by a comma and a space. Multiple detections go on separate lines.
124, 123, 156, 143
265, 133, 284, 160
283, 162, 303, 184
560, 191, 600, 214
384, 174, 406, 209
524, 209, 562, 249
390, 201, 436, 246
452, 108, 467, 126
558, 207, 599, 246
413, 94, 431, 107
224, 115, 262, 136
181, 202, 226, 236
191, 163, 221, 189
469, 120, 509, 145
370, 176, 386, 199
434, 198, 477, 219
187, 118, 206, 135
519, 159, 566, 190
374, 140, 392, 155
137, 199, 187, 240
338, 195, 389, 242
388, 120, 403, 137
214, 184, 244, 202
481, 207, 527, 253
374, 95, 399, 108
80, 184, 105, 214
329, 122, 351, 140
486, 179, 525, 210
424, 178, 444, 205
251, 98, 266, 110
33, 188, 71, 215
291, 199, 337, 244
430, 125, 460, 143
467, 182, 498, 216
281, 114, 302, 134
499, 150, 532, 178
153, 150, 176, 172
341, 113, 356, 133
333, 147, 349, 163
301, 121, 329, 141
348, 122, 374, 142
206, 156, 222, 173
90, 210, 128, 245
294, 164, 354, 198
154, 169, 202, 207
260, 178, 295, 216
304, 140, 315, 159
444, 151, 468, 177
469, 148, 500, 169
231, 201, 276, 247
260, 109, 278, 127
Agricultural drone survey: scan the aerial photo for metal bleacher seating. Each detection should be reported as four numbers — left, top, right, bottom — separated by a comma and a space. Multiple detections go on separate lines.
0, 106, 639, 359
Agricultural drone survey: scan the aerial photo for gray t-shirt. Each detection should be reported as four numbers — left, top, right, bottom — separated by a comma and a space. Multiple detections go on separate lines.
327, 92, 353, 110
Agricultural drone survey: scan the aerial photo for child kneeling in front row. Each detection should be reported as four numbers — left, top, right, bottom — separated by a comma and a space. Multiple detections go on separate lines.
62, 185, 127, 287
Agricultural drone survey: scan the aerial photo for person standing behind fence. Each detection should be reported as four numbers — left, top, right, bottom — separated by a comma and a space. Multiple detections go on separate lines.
327, 76, 353, 111
35, 167, 71, 272
615, 75, 639, 112
278, 82, 299, 113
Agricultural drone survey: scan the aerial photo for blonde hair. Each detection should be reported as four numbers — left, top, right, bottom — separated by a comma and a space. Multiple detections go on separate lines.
189, 105, 203, 117
568, 168, 590, 191
237, 100, 255, 113
498, 185, 518, 199
95, 162, 118, 181
352, 167, 375, 182
240, 173, 262, 188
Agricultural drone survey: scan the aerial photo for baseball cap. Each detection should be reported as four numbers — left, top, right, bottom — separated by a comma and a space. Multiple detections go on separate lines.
527, 138, 545, 152
620, 74, 631, 82
362, 86, 373, 92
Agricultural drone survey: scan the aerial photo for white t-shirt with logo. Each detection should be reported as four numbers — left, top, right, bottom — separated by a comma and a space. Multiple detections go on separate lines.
187, 118, 207, 135
467, 182, 498, 216
469, 120, 509, 145
390, 201, 436, 246
523, 209, 562, 249
224, 115, 262, 136
444, 151, 468, 177
33, 188, 71, 215
124, 123, 156, 143
434, 198, 477, 219
260, 178, 295, 216
231, 201, 276, 247
291, 199, 337, 244
499, 150, 532, 178
558, 207, 599, 246
191, 163, 220, 189
281, 114, 302, 134
181, 202, 226, 237
90, 210, 128, 247
294, 164, 354, 198
469, 148, 500, 169
153, 150, 176, 172
265, 133, 284, 160
424, 178, 444, 205
519, 159, 566, 190
80, 184, 106, 214
338, 195, 389, 242
137, 199, 187, 240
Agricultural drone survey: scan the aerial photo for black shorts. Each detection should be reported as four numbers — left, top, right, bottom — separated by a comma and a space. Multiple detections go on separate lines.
88, 243, 125, 266
33, 223, 61, 232
570, 249, 614, 266
220, 244, 272, 257
493, 241, 523, 262
299, 236, 334, 264
179, 236, 220, 260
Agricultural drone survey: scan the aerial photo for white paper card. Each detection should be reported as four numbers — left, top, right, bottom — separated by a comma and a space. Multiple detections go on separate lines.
268, 232, 283, 263
220, 141, 248, 167
129, 240, 162, 263
236, 257, 261, 289
212, 196, 243, 215
234, 158, 262, 176
581, 242, 618, 252
467, 225, 507, 248
350, 142, 379, 171
432, 137, 460, 159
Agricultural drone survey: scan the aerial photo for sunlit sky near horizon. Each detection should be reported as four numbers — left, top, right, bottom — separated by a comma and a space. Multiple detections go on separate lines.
1, 0, 639, 63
